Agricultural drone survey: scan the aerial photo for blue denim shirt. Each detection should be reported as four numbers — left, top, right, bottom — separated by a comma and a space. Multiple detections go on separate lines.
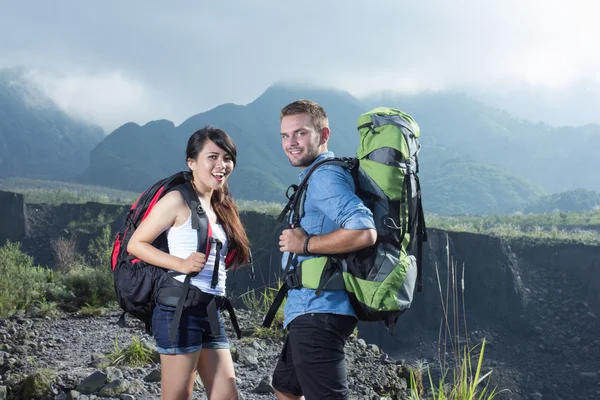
282, 151, 376, 328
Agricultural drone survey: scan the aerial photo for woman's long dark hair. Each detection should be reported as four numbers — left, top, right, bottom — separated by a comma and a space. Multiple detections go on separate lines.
186, 126, 250, 267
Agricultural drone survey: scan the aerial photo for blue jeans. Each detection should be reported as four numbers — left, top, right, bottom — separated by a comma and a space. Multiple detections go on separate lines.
152, 302, 229, 354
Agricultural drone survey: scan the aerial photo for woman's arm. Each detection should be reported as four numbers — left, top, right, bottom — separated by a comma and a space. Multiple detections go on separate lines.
127, 190, 205, 275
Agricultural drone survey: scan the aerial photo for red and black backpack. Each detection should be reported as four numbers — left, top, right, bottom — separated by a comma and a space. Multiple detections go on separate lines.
111, 171, 240, 340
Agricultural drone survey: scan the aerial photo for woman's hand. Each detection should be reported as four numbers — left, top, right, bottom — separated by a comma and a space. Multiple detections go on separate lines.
178, 252, 206, 275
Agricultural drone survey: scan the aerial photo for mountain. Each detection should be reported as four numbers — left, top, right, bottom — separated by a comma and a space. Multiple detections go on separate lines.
79, 84, 569, 214
6, 77, 597, 214
0, 68, 104, 180
78, 84, 367, 202
362, 91, 600, 194
522, 189, 600, 213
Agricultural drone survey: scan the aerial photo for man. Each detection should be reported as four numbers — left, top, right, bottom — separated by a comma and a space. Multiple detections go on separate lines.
272, 99, 377, 400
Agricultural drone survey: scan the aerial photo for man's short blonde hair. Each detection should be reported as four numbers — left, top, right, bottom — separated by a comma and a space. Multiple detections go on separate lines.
280, 100, 329, 132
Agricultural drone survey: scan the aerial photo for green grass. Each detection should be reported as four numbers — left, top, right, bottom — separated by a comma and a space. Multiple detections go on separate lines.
0, 177, 139, 205
241, 278, 286, 338
407, 235, 509, 400
107, 336, 156, 367
426, 209, 600, 245
235, 199, 285, 216
410, 340, 503, 400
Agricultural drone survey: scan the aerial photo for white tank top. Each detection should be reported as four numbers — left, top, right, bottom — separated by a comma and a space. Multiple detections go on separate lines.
166, 214, 228, 296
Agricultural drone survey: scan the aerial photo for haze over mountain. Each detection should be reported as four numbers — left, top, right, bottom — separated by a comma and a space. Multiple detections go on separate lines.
2, 1, 598, 133
2, 65, 599, 215
77, 83, 600, 214
0, 68, 104, 180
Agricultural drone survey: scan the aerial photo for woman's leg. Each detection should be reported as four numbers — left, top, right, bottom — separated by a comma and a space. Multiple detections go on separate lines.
160, 351, 201, 400
197, 348, 238, 400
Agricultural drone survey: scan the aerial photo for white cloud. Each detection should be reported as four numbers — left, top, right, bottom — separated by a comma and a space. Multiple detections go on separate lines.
22, 68, 175, 133
1, 0, 599, 128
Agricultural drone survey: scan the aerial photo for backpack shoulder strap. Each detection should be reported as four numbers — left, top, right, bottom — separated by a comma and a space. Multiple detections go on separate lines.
171, 182, 211, 258
292, 157, 357, 224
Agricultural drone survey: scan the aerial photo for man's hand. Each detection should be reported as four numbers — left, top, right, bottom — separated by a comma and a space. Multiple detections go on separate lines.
279, 227, 308, 254
178, 252, 206, 274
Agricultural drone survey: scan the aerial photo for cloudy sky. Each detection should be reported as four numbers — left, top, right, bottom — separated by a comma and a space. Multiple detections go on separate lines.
1, 0, 599, 132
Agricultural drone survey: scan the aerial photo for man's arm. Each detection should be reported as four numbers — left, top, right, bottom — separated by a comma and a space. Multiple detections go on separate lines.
279, 165, 376, 255
279, 226, 376, 255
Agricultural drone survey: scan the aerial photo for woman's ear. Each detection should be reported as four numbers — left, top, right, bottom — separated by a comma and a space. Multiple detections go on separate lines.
187, 158, 196, 171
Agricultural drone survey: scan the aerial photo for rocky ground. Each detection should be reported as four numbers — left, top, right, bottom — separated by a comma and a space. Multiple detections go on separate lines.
0, 308, 422, 400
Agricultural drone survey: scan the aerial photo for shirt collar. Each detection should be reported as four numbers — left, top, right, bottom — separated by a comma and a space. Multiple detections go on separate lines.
299, 151, 335, 181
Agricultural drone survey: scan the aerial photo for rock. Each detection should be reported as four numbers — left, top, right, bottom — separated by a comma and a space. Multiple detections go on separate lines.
22, 369, 56, 399
238, 348, 259, 366
76, 371, 108, 394
367, 344, 380, 355
105, 367, 124, 382
120, 395, 135, 400
127, 379, 145, 394
580, 372, 598, 384
254, 375, 274, 394
144, 369, 161, 383
357, 339, 367, 349
98, 379, 131, 397
251, 340, 263, 350
529, 392, 543, 400
0, 386, 6, 400
66, 390, 81, 400
570, 336, 581, 344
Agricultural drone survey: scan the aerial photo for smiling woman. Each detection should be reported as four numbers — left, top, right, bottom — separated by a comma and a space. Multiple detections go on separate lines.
125, 126, 251, 400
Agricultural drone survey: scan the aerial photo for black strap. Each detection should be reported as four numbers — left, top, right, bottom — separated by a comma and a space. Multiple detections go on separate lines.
399, 176, 409, 247
219, 297, 242, 339
117, 312, 126, 327
415, 176, 427, 292
206, 297, 221, 338
315, 259, 344, 295
262, 285, 290, 328
169, 182, 212, 342
278, 184, 299, 223
170, 274, 192, 342
262, 272, 300, 328
211, 238, 222, 289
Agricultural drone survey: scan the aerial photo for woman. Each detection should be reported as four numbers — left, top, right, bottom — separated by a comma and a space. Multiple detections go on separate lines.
127, 126, 250, 400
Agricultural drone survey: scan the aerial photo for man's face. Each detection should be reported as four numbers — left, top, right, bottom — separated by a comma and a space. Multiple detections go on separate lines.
280, 113, 326, 168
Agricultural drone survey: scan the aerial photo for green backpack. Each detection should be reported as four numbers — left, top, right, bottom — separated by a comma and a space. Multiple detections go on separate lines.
263, 107, 427, 333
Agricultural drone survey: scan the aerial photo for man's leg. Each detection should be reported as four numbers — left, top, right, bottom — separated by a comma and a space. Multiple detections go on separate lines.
273, 334, 304, 400
288, 313, 357, 400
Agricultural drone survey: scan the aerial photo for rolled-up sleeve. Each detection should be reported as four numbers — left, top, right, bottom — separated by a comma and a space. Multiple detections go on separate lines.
306, 165, 375, 231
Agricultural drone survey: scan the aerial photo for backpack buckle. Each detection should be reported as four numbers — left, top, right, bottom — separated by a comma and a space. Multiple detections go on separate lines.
196, 203, 205, 215
285, 272, 300, 289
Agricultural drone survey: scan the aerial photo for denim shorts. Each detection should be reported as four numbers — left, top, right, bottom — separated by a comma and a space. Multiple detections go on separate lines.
151, 302, 229, 354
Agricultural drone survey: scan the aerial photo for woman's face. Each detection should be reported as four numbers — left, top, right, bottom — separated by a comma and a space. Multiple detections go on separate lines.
187, 139, 234, 192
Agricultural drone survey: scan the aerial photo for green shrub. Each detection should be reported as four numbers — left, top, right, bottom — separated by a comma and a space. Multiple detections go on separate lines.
0, 242, 57, 318
88, 225, 113, 268
107, 336, 156, 367
59, 265, 116, 307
